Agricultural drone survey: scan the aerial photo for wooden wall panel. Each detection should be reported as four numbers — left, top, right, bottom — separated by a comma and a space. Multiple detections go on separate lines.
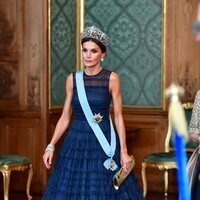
123, 110, 169, 191
0, 0, 48, 194
0, 117, 42, 192
0, 0, 25, 110
166, 0, 200, 102
0, 118, 38, 156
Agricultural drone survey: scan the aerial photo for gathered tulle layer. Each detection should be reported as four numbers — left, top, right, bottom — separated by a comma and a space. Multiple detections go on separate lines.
43, 121, 144, 200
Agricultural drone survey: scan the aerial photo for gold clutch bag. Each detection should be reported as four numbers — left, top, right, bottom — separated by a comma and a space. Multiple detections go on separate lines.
113, 156, 135, 190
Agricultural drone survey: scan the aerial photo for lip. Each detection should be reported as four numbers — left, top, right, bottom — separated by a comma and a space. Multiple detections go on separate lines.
85, 60, 92, 63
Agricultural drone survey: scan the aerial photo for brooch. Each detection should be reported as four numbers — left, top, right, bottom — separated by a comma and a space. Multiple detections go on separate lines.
109, 159, 115, 171
92, 113, 103, 123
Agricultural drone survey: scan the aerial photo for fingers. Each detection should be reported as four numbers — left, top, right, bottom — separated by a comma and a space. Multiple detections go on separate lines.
120, 155, 131, 165
120, 154, 134, 174
190, 133, 200, 143
122, 163, 130, 174
125, 161, 132, 168
43, 151, 53, 169
43, 155, 49, 169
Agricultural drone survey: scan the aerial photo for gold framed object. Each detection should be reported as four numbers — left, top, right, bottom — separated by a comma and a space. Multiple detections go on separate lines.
48, 0, 167, 109
78, 0, 166, 110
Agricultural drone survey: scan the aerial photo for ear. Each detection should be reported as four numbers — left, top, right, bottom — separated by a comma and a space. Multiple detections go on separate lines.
101, 52, 106, 60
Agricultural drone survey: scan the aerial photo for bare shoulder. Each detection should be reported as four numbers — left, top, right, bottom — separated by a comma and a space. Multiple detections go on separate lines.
66, 73, 73, 81
110, 71, 120, 82
109, 72, 121, 93
66, 73, 73, 89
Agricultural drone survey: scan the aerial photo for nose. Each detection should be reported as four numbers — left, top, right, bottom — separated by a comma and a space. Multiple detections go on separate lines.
86, 51, 91, 58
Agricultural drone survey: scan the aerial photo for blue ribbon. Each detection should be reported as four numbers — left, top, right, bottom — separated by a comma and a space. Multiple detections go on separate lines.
103, 158, 118, 171
76, 71, 118, 170
174, 129, 191, 200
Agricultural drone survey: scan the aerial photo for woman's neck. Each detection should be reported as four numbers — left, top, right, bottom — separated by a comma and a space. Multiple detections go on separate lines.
84, 66, 102, 76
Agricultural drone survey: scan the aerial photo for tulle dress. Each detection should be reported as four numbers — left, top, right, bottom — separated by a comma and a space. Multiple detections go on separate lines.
43, 68, 144, 200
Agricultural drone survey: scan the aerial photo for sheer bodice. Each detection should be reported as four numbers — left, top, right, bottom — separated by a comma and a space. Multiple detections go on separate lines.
72, 69, 112, 121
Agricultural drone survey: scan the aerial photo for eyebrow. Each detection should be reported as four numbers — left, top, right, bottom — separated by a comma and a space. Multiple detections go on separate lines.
82, 47, 99, 51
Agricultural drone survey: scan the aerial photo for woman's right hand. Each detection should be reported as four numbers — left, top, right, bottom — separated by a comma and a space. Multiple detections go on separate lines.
43, 151, 54, 169
190, 133, 200, 143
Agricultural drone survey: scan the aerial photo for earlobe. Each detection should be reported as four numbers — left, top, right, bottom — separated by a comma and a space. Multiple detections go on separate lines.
101, 53, 105, 62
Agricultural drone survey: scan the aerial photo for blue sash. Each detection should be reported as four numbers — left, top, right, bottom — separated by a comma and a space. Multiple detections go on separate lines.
75, 71, 118, 171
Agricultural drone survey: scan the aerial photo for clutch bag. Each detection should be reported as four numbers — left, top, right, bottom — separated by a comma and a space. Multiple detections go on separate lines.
113, 155, 135, 190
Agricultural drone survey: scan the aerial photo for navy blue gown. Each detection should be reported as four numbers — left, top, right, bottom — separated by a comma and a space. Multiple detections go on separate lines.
43, 69, 144, 200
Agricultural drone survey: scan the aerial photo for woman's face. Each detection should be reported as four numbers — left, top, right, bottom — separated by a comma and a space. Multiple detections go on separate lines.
82, 40, 105, 68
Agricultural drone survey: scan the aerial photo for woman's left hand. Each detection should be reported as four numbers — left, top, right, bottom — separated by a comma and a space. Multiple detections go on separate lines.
120, 151, 134, 174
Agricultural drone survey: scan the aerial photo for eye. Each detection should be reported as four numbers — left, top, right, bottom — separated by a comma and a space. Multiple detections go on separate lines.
91, 49, 98, 53
82, 48, 87, 52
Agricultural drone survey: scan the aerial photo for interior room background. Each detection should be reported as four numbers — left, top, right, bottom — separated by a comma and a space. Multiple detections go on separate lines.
0, 0, 200, 195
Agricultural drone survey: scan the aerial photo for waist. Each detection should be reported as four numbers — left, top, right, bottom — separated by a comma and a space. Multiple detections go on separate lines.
74, 113, 110, 121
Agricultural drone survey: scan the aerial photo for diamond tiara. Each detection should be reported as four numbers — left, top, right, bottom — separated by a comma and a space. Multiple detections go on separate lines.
81, 26, 109, 46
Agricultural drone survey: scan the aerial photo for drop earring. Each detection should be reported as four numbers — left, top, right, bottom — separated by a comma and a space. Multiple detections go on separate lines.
101, 57, 104, 62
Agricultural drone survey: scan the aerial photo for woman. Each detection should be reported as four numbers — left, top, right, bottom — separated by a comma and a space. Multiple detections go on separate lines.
188, 90, 200, 200
188, 2, 200, 199
43, 26, 144, 199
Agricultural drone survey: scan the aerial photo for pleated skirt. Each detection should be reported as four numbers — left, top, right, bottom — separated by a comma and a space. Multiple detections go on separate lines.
43, 120, 144, 200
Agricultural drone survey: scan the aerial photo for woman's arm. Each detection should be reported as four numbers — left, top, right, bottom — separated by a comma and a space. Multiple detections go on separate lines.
43, 73, 73, 169
190, 133, 200, 143
109, 72, 132, 168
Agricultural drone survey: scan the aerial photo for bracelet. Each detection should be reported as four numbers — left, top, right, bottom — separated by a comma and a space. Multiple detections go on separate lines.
45, 144, 55, 152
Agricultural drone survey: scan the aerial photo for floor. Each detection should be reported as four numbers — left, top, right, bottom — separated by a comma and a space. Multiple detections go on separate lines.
0, 191, 179, 200
146, 192, 178, 200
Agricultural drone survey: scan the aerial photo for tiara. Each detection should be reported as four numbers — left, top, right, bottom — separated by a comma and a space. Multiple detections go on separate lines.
81, 26, 109, 46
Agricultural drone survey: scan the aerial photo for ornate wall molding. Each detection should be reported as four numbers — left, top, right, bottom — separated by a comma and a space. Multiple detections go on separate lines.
0, 12, 14, 50
0, 64, 16, 99
178, 64, 197, 103
30, 43, 38, 58
28, 75, 40, 106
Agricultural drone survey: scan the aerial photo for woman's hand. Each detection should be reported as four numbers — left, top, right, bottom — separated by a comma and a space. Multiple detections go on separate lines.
120, 151, 134, 174
190, 133, 200, 143
43, 151, 54, 169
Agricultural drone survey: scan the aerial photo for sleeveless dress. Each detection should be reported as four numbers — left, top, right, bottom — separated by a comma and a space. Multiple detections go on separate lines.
43, 69, 144, 200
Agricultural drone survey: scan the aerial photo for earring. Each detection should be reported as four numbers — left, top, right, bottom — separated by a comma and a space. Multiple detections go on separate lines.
101, 57, 104, 62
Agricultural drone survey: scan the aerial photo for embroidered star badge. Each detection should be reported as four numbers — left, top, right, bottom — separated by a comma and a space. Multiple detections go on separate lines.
92, 113, 103, 123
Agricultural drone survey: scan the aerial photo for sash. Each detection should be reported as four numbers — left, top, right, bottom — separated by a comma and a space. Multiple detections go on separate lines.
76, 71, 118, 171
